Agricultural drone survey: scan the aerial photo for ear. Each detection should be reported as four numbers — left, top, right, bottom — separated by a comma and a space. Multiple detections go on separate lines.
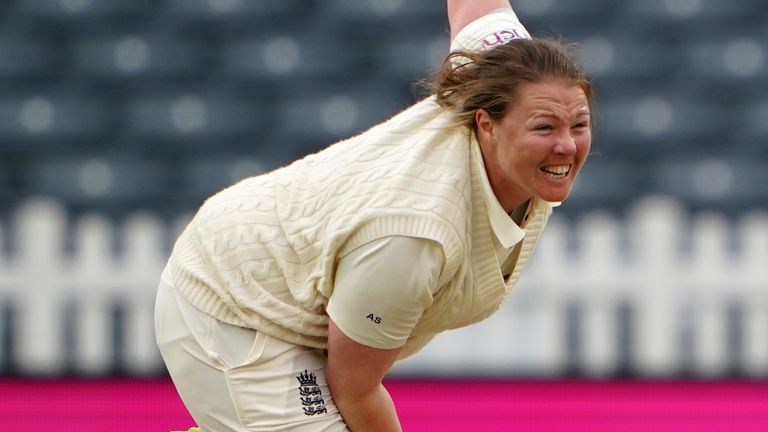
475, 108, 496, 143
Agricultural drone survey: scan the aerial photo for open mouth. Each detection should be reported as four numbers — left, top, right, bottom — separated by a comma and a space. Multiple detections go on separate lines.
540, 164, 571, 179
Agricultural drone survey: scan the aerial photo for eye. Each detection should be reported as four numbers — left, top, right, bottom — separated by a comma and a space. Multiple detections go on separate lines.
572, 122, 590, 130
534, 124, 553, 131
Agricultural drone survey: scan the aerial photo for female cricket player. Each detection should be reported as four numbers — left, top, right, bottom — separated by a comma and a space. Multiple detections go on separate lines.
155, 0, 594, 430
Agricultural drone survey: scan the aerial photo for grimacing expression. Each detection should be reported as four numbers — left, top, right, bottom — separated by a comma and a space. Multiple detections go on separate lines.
476, 80, 592, 211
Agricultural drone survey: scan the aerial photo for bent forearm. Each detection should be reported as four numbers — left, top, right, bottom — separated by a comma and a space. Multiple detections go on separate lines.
325, 318, 403, 430
333, 383, 402, 432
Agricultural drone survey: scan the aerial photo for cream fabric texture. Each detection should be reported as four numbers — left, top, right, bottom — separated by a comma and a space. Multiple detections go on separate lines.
326, 134, 554, 350
165, 10, 551, 361
156, 267, 349, 431
326, 236, 445, 350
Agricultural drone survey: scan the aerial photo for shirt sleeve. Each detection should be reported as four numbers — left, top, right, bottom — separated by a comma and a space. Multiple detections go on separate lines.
450, 8, 532, 53
326, 236, 444, 350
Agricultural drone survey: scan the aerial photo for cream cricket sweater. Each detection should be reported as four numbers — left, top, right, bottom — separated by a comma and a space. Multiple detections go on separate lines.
168, 96, 553, 360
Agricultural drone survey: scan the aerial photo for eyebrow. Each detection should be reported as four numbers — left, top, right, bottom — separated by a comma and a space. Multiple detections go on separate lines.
529, 110, 590, 120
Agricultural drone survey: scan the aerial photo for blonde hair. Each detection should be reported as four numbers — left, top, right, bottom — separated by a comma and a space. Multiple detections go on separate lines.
432, 38, 594, 133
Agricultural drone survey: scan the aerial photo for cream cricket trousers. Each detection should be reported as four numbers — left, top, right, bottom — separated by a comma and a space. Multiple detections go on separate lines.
154, 267, 349, 432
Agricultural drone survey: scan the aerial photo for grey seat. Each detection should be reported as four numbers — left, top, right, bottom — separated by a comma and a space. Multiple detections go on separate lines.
0, 90, 115, 149
15, 0, 152, 21
649, 157, 768, 212
564, 158, 644, 215
70, 29, 210, 82
219, 28, 363, 84
271, 82, 410, 157
123, 86, 268, 147
0, 34, 60, 80
22, 157, 172, 211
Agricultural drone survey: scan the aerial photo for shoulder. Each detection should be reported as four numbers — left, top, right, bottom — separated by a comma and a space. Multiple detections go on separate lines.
339, 236, 445, 272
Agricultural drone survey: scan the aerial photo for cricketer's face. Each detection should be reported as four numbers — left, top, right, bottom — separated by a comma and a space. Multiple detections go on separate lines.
476, 80, 592, 211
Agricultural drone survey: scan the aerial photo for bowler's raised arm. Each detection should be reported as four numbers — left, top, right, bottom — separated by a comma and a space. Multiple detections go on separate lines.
447, 0, 513, 41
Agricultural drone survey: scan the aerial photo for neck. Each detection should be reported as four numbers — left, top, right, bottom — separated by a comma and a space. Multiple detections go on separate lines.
476, 134, 532, 213
482, 158, 531, 213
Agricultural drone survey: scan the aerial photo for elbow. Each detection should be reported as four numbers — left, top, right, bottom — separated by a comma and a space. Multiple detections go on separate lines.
327, 366, 380, 405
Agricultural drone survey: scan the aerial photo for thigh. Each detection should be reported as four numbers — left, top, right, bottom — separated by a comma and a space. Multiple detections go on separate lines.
155, 278, 249, 431
155, 279, 348, 431
226, 335, 349, 431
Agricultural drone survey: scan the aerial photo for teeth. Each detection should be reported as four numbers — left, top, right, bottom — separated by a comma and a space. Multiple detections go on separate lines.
541, 165, 571, 177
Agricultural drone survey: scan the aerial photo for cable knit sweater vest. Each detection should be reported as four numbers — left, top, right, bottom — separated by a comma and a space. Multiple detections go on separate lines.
168, 97, 552, 360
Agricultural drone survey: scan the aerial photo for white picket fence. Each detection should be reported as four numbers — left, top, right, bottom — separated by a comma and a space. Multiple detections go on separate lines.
398, 196, 768, 377
1, 196, 767, 377
0, 198, 185, 375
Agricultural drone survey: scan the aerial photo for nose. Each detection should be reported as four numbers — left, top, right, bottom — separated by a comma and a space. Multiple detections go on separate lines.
554, 131, 577, 155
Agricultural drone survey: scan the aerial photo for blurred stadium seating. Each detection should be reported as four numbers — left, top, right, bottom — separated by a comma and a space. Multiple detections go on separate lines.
0, 0, 767, 380
0, 0, 764, 220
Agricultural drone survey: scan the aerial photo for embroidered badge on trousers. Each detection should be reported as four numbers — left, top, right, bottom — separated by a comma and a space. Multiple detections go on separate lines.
296, 369, 328, 416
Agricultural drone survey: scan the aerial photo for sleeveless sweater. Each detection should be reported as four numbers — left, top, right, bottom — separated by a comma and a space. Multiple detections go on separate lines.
168, 97, 553, 360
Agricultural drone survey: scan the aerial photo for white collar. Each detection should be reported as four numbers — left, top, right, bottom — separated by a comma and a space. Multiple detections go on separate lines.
471, 138, 526, 249
471, 137, 562, 249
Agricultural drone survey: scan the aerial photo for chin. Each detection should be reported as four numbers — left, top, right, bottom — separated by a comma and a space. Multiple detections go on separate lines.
534, 178, 575, 203
537, 189, 571, 203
